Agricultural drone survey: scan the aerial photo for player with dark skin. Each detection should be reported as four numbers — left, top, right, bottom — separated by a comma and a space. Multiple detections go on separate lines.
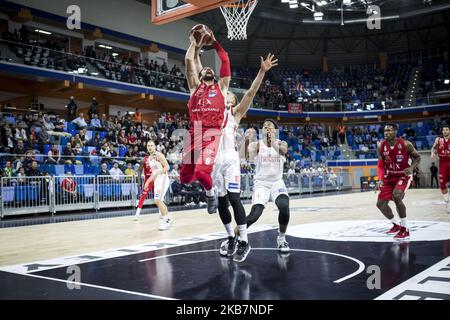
376, 124, 421, 240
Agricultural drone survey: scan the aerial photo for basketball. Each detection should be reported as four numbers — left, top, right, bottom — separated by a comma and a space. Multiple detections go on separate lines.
190, 24, 214, 47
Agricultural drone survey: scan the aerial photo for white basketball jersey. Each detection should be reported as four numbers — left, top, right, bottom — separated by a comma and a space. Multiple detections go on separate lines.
146, 154, 163, 172
255, 140, 285, 182
219, 106, 239, 152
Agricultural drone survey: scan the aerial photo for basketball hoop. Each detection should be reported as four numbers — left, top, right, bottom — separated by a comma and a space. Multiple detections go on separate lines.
220, 0, 258, 40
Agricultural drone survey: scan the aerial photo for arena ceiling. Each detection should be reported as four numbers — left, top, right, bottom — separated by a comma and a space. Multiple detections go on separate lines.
145, 0, 450, 68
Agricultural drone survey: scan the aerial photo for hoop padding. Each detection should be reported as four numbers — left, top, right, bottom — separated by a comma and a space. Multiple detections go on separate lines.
220, 0, 258, 40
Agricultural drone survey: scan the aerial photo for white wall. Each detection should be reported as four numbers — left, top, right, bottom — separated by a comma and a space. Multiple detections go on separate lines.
10, 0, 198, 51
141, 51, 168, 66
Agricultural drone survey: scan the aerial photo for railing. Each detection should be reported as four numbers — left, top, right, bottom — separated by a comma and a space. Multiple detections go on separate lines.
0, 171, 353, 218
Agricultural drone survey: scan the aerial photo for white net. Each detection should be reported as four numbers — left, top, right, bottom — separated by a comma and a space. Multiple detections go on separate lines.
220, 0, 258, 40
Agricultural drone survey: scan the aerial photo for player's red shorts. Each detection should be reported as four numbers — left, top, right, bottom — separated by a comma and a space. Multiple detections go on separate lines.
439, 161, 450, 191
180, 128, 222, 184
378, 175, 413, 201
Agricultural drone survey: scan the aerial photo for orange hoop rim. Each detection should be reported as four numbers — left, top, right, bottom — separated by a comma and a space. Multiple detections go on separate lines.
222, 0, 257, 8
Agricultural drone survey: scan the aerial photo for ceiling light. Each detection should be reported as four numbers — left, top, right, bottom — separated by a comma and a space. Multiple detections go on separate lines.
343, 0, 352, 4
35, 29, 52, 35
444, 79, 450, 84
314, 11, 323, 20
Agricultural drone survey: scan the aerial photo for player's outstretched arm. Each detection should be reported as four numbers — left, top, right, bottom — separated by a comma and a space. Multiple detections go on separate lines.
430, 137, 439, 160
234, 53, 278, 123
276, 141, 288, 156
185, 35, 200, 94
405, 141, 421, 176
194, 47, 203, 78
211, 35, 231, 94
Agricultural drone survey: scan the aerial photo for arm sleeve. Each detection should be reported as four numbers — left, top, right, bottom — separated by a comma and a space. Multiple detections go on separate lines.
377, 159, 385, 181
212, 41, 230, 78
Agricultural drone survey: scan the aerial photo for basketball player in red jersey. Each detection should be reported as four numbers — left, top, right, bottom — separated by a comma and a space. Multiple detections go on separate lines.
134, 140, 171, 230
376, 123, 421, 240
431, 124, 450, 212
181, 30, 230, 214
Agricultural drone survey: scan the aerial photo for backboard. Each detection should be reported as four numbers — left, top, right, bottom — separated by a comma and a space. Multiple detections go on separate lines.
151, 0, 237, 25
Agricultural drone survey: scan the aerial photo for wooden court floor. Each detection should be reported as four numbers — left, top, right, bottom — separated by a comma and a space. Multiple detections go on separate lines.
0, 189, 448, 267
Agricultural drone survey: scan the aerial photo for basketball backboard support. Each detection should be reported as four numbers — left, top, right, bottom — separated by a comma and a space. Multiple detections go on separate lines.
151, 0, 237, 25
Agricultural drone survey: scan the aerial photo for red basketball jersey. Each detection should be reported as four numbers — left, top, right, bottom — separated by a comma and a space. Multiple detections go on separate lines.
437, 137, 450, 163
380, 138, 410, 178
143, 155, 153, 177
188, 82, 225, 129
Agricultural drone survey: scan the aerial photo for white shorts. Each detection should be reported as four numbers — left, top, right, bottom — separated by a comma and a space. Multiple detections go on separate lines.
153, 174, 170, 201
252, 179, 289, 207
212, 150, 241, 197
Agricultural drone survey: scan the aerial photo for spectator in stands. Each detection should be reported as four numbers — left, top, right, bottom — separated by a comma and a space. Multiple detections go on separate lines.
90, 132, 101, 146
29, 126, 39, 145
89, 113, 101, 130
430, 162, 438, 188
100, 143, 112, 161
54, 115, 65, 132
72, 113, 87, 129
16, 167, 26, 185
125, 162, 135, 177
169, 163, 180, 180
27, 160, 41, 177
99, 114, 109, 131
81, 129, 91, 145
14, 121, 27, 141
63, 142, 75, 164
66, 96, 77, 121
88, 97, 99, 120
109, 162, 123, 181
0, 125, 14, 152
61, 171, 77, 203
42, 115, 55, 132
22, 150, 35, 171
47, 144, 61, 164
38, 127, 50, 146
14, 139, 27, 156
2, 161, 15, 178
99, 163, 110, 177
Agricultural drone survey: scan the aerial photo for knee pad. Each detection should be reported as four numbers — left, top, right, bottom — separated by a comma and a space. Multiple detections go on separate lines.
275, 195, 290, 226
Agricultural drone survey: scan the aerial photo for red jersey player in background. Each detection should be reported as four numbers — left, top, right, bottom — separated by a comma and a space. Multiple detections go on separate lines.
134, 140, 171, 231
431, 124, 450, 212
376, 123, 421, 240
182, 28, 230, 214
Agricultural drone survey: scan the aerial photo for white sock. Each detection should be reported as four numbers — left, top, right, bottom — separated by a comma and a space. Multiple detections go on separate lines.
237, 224, 248, 243
278, 231, 286, 239
443, 193, 449, 203
400, 218, 407, 228
206, 188, 214, 197
224, 223, 235, 237
389, 217, 398, 225
135, 208, 141, 216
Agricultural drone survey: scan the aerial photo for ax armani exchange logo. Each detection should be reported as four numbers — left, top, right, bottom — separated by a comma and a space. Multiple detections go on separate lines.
287, 220, 450, 242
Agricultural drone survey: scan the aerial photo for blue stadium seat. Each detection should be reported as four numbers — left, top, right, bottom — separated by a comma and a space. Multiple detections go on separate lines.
82, 184, 95, 198
2, 186, 14, 202
74, 165, 84, 175
54, 165, 65, 176
61, 136, 70, 146
119, 147, 127, 158
99, 185, 112, 197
